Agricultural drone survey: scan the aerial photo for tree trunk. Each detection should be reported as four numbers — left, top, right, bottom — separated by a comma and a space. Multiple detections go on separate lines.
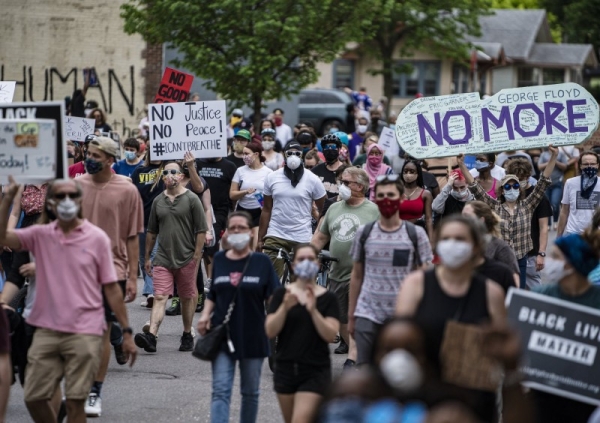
381, 49, 395, 122
252, 94, 263, 137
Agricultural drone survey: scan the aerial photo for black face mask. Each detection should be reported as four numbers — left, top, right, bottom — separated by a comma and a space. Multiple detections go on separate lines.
323, 149, 340, 164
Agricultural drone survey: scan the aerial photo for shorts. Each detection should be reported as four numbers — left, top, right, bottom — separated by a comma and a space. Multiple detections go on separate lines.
103, 280, 126, 322
24, 328, 102, 401
153, 259, 198, 299
236, 205, 262, 228
329, 279, 349, 324
273, 361, 331, 396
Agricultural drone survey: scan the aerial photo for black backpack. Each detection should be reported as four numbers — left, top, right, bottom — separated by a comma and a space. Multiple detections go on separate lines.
359, 221, 422, 269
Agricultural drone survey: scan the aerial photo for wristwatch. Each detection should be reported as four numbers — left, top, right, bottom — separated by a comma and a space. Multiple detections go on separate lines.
122, 327, 133, 335
537, 252, 546, 257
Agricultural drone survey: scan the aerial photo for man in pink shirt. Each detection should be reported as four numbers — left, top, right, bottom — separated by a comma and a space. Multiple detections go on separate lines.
0, 176, 136, 423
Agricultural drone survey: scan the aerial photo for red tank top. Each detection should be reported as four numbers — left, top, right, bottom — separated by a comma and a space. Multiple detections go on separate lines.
399, 188, 425, 220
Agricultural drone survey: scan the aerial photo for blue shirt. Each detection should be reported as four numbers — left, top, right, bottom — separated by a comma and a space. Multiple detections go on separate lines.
113, 159, 142, 177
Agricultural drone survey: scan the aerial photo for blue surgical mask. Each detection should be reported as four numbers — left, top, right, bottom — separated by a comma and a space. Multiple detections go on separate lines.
124, 151, 137, 161
503, 189, 520, 202
474, 160, 489, 170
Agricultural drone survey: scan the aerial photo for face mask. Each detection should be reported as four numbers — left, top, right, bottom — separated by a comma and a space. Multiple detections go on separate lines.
403, 173, 417, 183
274, 116, 283, 127
323, 149, 339, 164
582, 166, 598, 179
436, 239, 473, 269
294, 259, 319, 280
163, 174, 181, 189
233, 142, 245, 154
262, 141, 274, 151
379, 349, 423, 394
84, 158, 104, 175
339, 184, 352, 201
230, 116, 242, 126
286, 155, 302, 170
368, 155, 382, 166
519, 179, 528, 188
503, 188, 520, 202
124, 151, 137, 161
302, 147, 311, 156
54, 198, 79, 222
357, 125, 368, 134
227, 233, 251, 251
375, 198, 401, 218
329, 127, 339, 134
243, 154, 255, 166
451, 189, 470, 201
541, 257, 573, 285
474, 160, 489, 170
339, 149, 349, 161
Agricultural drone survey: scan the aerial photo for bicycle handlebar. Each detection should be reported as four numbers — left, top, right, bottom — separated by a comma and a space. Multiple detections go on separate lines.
261, 245, 292, 260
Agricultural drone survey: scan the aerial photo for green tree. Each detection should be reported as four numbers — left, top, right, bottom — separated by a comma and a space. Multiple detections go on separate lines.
121, 0, 379, 130
363, 0, 492, 118
544, 0, 600, 52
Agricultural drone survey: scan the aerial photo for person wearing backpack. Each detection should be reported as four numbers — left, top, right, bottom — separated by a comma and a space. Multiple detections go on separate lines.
348, 175, 433, 365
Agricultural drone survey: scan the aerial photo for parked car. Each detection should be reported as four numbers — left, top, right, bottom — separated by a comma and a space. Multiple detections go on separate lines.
298, 88, 353, 135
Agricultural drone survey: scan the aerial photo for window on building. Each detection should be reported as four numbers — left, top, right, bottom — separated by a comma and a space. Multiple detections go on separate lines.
518, 67, 540, 87
393, 61, 441, 97
452, 65, 469, 94
543, 69, 564, 84
333, 59, 354, 90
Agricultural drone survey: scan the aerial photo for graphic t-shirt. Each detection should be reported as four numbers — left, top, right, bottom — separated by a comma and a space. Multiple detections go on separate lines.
561, 176, 600, 234
226, 154, 245, 169
197, 159, 237, 220
350, 222, 433, 324
112, 159, 143, 177
131, 164, 164, 227
319, 200, 379, 281
311, 163, 341, 199
232, 165, 273, 209
208, 252, 280, 359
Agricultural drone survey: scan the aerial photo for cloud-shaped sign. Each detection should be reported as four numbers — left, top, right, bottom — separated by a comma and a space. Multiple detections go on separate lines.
395, 83, 599, 159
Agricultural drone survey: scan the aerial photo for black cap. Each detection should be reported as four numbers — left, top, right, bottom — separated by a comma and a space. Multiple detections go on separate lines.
296, 132, 313, 145
284, 141, 302, 152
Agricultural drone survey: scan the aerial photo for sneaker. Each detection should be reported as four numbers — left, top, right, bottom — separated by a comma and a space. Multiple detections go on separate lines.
166, 297, 181, 316
113, 343, 128, 365
191, 327, 196, 338
145, 294, 154, 308
134, 332, 157, 353
204, 278, 212, 294
196, 293, 205, 313
343, 359, 356, 371
142, 320, 151, 334
179, 331, 194, 352
85, 393, 102, 417
334, 338, 349, 354
332, 334, 340, 344
140, 298, 148, 307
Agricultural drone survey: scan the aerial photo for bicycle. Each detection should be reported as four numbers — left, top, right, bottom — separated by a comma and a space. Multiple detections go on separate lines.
316, 250, 338, 288
261, 245, 294, 285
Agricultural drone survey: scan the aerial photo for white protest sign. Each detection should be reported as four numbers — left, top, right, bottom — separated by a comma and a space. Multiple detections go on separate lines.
378, 126, 399, 158
0, 119, 57, 184
396, 83, 600, 159
149, 100, 227, 160
0, 82, 16, 103
64, 116, 95, 141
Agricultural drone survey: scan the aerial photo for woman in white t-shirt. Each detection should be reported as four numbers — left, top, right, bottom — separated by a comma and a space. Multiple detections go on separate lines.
261, 127, 284, 171
230, 142, 273, 250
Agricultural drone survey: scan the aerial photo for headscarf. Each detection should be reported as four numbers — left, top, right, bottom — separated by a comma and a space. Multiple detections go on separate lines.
283, 141, 304, 188
363, 143, 391, 200
555, 234, 599, 277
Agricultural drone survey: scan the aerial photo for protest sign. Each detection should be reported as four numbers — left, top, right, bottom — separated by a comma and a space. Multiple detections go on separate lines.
149, 100, 227, 160
0, 119, 57, 184
379, 126, 400, 158
64, 116, 95, 141
506, 288, 600, 405
154, 67, 194, 103
0, 102, 68, 179
0, 82, 16, 103
396, 83, 600, 159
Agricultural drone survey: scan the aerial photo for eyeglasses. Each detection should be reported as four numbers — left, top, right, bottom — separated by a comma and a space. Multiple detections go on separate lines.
503, 182, 520, 190
162, 169, 181, 176
340, 179, 357, 186
323, 144, 338, 151
54, 192, 81, 200
285, 151, 302, 157
375, 174, 400, 182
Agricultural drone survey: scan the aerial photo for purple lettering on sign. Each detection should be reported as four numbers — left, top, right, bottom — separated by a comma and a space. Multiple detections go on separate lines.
566, 99, 588, 133
543, 102, 567, 135
442, 110, 471, 145
482, 106, 514, 142
417, 113, 443, 147
513, 104, 544, 137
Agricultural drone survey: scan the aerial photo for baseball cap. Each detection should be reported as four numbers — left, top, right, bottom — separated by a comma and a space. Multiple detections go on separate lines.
500, 174, 519, 186
232, 108, 244, 117
234, 129, 252, 141
296, 131, 313, 145
89, 136, 119, 158
284, 141, 302, 152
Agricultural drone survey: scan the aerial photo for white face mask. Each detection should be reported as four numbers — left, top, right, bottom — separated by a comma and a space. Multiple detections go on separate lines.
379, 349, 423, 394
436, 239, 473, 269
286, 155, 302, 170
339, 184, 352, 201
541, 257, 573, 285
228, 233, 251, 251
503, 189, 520, 202
262, 141, 275, 151
54, 197, 80, 222
519, 180, 528, 187
357, 125, 368, 134
294, 259, 319, 280
451, 189, 470, 201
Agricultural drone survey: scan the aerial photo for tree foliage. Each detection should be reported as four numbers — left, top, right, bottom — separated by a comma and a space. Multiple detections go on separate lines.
121, 0, 379, 126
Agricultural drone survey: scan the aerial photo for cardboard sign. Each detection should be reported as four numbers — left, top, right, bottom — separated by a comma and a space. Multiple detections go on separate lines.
0, 82, 16, 103
64, 116, 95, 142
149, 100, 227, 160
396, 83, 600, 159
378, 126, 400, 158
506, 288, 600, 405
0, 102, 68, 179
154, 67, 194, 103
0, 119, 57, 184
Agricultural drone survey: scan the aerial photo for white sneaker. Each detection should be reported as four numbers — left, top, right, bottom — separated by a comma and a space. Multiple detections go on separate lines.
85, 393, 102, 417
140, 298, 148, 307
191, 327, 196, 338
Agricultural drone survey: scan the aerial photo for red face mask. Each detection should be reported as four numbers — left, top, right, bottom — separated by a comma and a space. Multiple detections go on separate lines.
274, 116, 283, 126
375, 197, 401, 218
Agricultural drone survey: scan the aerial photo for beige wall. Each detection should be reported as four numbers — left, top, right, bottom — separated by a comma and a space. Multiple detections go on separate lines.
0, 0, 148, 138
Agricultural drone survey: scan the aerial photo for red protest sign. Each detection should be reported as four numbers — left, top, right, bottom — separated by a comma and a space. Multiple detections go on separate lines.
154, 67, 194, 103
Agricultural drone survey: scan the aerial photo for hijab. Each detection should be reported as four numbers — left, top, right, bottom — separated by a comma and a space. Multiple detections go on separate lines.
364, 144, 391, 200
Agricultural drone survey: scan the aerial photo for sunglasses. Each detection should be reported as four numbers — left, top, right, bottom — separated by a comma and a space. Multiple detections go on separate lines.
503, 182, 520, 190
162, 169, 181, 176
340, 180, 356, 186
54, 192, 81, 200
323, 144, 338, 151
376, 174, 400, 182
285, 151, 303, 157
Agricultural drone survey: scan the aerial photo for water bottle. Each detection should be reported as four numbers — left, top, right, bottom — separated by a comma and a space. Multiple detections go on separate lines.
254, 191, 264, 208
